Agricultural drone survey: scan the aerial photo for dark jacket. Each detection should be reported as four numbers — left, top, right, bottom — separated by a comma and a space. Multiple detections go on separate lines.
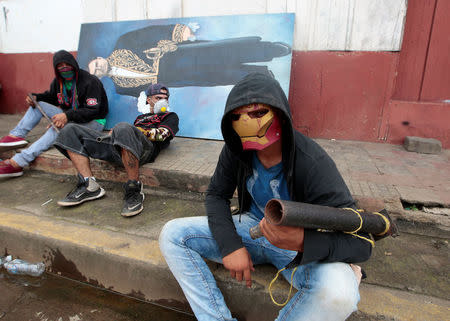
134, 111, 179, 162
206, 73, 372, 266
33, 50, 108, 123
109, 24, 286, 96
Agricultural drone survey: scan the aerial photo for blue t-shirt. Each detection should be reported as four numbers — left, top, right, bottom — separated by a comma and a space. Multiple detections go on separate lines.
247, 153, 291, 220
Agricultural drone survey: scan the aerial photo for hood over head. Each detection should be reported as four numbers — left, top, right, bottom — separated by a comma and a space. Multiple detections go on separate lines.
221, 72, 293, 155
53, 50, 79, 78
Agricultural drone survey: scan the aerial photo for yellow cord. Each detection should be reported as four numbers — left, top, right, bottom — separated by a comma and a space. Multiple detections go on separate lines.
343, 208, 375, 247
372, 211, 391, 236
268, 207, 390, 306
268, 266, 298, 306
343, 208, 363, 233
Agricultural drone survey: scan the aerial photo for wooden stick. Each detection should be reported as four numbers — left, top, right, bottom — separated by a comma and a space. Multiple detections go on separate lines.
27, 93, 60, 133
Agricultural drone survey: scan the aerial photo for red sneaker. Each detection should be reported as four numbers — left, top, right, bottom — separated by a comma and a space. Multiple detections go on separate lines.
0, 160, 23, 177
0, 135, 28, 148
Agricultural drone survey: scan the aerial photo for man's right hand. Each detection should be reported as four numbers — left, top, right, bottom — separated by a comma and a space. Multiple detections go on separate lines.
222, 247, 255, 288
26, 95, 35, 107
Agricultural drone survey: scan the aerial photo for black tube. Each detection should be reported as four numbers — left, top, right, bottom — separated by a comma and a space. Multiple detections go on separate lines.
249, 199, 398, 240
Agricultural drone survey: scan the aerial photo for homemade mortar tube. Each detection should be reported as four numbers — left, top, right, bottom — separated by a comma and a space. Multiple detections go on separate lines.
249, 199, 398, 240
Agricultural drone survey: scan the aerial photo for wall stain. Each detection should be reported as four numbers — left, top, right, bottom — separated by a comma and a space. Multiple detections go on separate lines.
2, 7, 8, 32
43, 248, 112, 290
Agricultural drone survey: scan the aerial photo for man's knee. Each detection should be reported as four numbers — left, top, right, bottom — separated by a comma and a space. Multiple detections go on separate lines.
159, 217, 206, 253
112, 122, 135, 136
317, 263, 359, 312
159, 218, 185, 247
58, 123, 79, 140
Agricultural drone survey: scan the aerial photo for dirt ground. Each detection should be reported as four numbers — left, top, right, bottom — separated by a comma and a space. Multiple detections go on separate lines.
0, 271, 195, 321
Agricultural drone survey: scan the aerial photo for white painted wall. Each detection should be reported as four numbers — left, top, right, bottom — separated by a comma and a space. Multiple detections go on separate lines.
0, 0, 82, 53
0, 0, 406, 53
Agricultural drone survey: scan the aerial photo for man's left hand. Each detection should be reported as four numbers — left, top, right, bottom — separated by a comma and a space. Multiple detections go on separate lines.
51, 113, 68, 129
350, 264, 362, 285
259, 218, 304, 251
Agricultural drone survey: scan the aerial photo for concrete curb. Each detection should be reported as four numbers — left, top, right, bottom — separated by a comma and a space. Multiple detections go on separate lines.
1, 208, 449, 321
0, 209, 288, 320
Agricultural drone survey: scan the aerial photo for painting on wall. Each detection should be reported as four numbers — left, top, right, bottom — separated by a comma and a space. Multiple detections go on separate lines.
77, 13, 294, 139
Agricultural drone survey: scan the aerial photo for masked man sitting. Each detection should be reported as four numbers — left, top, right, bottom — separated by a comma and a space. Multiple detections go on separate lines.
159, 73, 369, 321
0, 50, 108, 178
54, 84, 178, 217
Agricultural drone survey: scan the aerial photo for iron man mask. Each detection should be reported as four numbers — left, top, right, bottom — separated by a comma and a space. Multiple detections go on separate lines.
230, 103, 281, 150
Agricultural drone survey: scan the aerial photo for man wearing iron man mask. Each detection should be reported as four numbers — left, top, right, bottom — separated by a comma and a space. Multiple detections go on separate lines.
230, 103, 282, 151
160, 73, 369, 321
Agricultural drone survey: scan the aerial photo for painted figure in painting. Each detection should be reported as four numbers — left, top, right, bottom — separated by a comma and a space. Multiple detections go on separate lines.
88, 24, 291, 97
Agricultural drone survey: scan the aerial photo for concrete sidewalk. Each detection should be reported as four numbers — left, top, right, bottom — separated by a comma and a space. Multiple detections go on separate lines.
2, 114, 448, 235
0, 113, 449, 320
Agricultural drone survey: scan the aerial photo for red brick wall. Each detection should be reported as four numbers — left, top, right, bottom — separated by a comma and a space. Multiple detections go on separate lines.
1, 50, 448, 148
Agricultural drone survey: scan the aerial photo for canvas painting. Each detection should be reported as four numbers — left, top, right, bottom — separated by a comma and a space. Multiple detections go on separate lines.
77, 13, 294, 139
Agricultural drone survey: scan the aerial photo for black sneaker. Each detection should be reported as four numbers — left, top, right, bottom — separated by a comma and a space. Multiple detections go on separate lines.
121, 180, 144, 217
58, 174, 105, 206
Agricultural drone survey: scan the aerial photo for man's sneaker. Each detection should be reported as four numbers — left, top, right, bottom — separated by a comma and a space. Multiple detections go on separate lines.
121, 180, 144, 217
0, 160, 23, 178
58, 174, 105, 206
0, 135, 28, 148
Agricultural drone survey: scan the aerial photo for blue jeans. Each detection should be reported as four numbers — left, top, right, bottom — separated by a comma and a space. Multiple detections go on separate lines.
159, 213, 360, 321
10, 102, 104, 167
